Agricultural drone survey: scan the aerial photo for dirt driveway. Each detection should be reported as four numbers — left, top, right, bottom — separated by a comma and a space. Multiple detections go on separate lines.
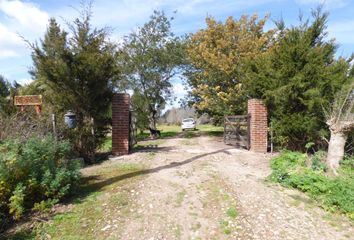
93, 134, 353, 240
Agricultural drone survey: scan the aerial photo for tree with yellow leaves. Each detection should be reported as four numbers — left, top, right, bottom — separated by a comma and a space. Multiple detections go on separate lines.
185, 14, 274, 120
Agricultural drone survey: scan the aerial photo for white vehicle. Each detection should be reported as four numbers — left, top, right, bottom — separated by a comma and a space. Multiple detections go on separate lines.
181, 118, 196, 131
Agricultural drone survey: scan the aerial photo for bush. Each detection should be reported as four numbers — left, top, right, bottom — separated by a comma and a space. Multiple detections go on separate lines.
269, 151, 354, 220
0, 136, 81, 227
0, 110, 53, 142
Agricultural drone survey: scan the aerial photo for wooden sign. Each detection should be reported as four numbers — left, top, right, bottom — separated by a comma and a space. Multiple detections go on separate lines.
14, 95, 42, 106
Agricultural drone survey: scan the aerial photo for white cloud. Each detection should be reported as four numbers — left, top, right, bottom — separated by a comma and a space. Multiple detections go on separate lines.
0, 0, 49, 33
0, 0, 50, 59
0, 22, 23, 58
17, 78, 33, 85
0, 49, 18, 58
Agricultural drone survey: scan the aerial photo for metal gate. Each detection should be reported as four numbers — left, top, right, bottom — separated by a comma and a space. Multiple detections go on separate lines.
224, 115, 250, 149
129, 111, 137, 151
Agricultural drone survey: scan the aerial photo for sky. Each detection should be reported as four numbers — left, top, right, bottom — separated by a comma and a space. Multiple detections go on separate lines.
1, 0, 354, 107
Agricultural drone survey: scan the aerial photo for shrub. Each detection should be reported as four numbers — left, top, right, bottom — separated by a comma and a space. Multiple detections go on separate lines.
0, 110, 53, 142
268, 151, 306, 183
269, 151, 354, 220
0, 136, 81, 225
311, 150, 327, 172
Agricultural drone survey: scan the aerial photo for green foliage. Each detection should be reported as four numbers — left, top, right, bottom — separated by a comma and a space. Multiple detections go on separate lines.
30, 5, 117, 162
0, 75, 20, 117
186, 14, 273, 118
120, 10, 185, 129
226, 207, 238, 218
269, 151, 354, 220
311, 150, 327, 171
245, 8, 352, 150
8, 184, 26, 219
186, 8, 351, 151
0, 75, 10, 98
269, 151, 307, 182
131, 90, 151, 131
0, 136, 81, 224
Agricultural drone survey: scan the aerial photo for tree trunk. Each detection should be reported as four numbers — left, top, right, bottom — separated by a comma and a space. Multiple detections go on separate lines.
327, 130, 348, 175
148, 108, 157, 130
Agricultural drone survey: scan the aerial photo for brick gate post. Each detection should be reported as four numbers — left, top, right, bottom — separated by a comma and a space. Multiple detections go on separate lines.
112, 93, 130, 155
248, 99, 268, 153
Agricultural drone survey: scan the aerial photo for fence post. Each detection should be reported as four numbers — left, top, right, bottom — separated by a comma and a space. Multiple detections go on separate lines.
52, 113, 57, 141
248, 99, 268, 153
112, 93, 130, 155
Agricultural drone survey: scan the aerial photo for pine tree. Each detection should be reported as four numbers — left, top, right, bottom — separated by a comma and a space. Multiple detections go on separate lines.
245, 8, 351, 150
30, 7, 118, 162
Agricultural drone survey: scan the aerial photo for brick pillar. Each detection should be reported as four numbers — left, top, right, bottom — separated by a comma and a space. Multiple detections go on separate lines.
248, 99, 268, 153
112, 93, 130, 155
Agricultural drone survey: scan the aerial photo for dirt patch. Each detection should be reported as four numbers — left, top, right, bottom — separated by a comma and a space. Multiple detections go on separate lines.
108, 136, 352, 239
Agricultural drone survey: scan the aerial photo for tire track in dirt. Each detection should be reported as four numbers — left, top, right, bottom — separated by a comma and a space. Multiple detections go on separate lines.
115, 136, 353, 240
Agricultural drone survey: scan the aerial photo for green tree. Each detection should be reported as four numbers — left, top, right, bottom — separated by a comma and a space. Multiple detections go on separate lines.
245, 8, 350, 150
0, 75, 19, 116
0, 75, 10, 98
185, 14, 273, 120
30, 7, 118, 162
119, 10, 185, 130
130, 90, 151, 132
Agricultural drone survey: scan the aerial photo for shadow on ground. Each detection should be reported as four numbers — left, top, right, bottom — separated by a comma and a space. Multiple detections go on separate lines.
3, 147, 233, 240
132, 145, 176, 153
81, 148, 232, 196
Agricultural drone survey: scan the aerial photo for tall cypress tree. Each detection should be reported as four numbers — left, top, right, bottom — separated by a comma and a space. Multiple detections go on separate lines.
30, 8, 118, 161
245, 8, 351, 150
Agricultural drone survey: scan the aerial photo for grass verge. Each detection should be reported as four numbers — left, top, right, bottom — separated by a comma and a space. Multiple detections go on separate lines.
269, 151, 354, 221
4, 163, 145, 240
137, 124, 223, 141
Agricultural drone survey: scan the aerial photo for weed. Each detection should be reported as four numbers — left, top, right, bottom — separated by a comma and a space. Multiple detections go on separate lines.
191, 222, 201, 231
219, 219, 232, 235
223, 228, 232, 235
174, 224, 182, 239
110, 193, 129, 207
226, 207, 238, 218
311, 151, 327, 172
175, 190, 187, 207
269, 151, 354, 220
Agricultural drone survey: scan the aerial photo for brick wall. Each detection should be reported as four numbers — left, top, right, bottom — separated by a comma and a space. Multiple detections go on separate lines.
248, 99, 268, 153
112, 93, 130, 155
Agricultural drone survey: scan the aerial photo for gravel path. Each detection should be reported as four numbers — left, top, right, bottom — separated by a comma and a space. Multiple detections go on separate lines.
107, 135, 353, 240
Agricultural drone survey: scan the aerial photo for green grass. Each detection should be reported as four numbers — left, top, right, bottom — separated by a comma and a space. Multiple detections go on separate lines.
136, 124, 223, 141
99, 136, 112, 152
269, 151, 354, 220
226, 207, 238, 218
219, 219, 231, 235
175, 190, 187, 207
197, 124, 224, 136
4, 163, 145, 239
174, 224, 182, 239
200, 174, 238, 236
100, 124, 223, 152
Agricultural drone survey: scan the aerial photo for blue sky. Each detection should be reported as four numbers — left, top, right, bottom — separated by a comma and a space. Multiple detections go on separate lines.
1, 0, 354, 105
